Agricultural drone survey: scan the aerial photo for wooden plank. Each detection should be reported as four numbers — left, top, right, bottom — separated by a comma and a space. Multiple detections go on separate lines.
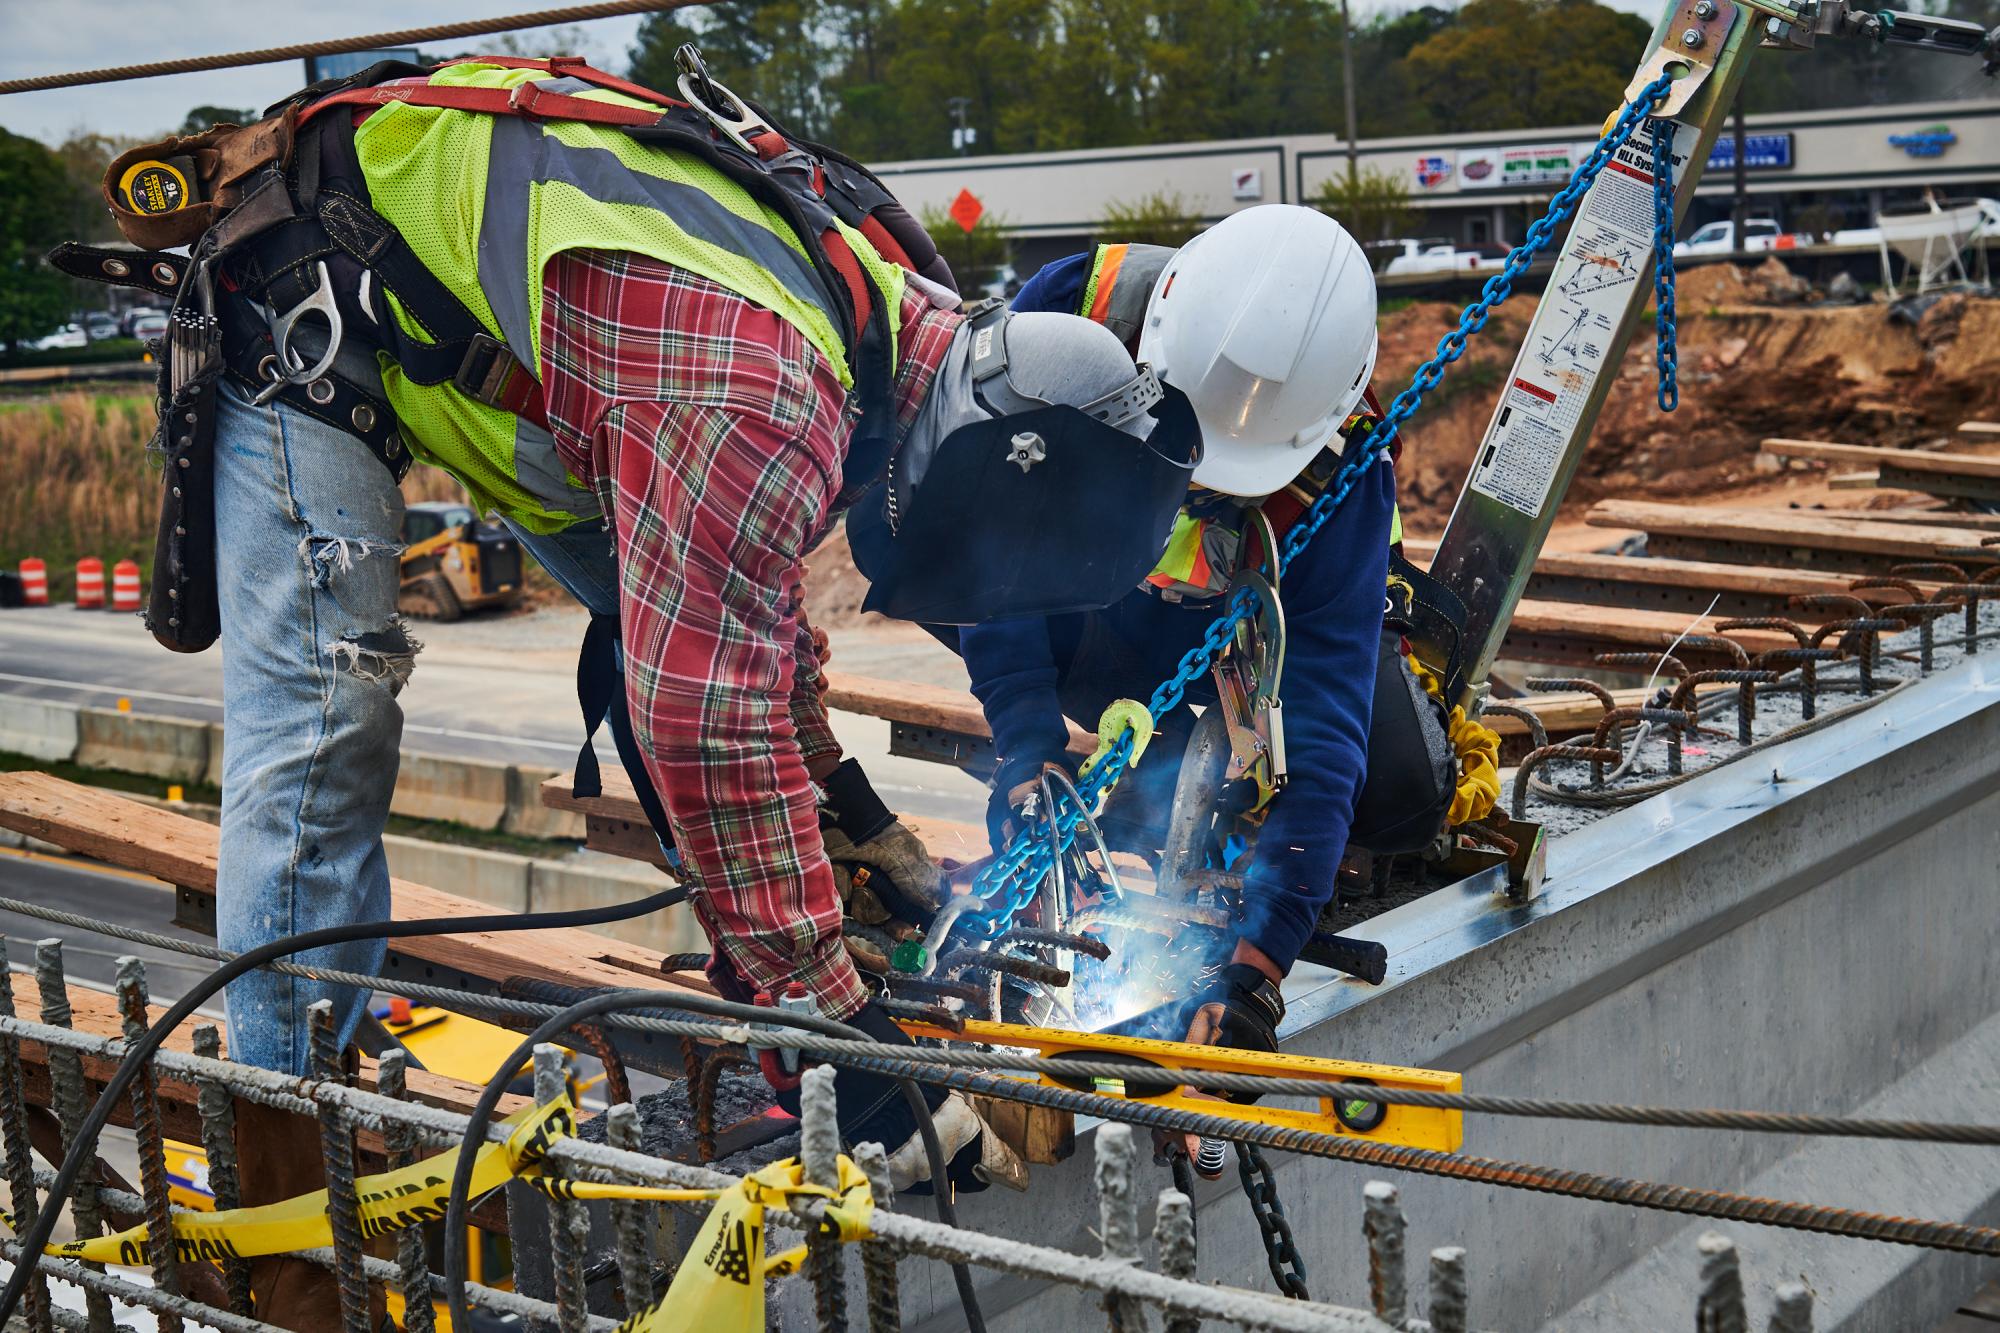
827, 671, 1092, 754
0, 773, 709, 1001
1762, 438, 2000, 479
1508, 598, 1793, 659
1827, 470, 1882, 491
542, 770, 993, 864
1586, 500, 1999, 562
1406, 541, 1932, 610
1959, 421, 2000, 437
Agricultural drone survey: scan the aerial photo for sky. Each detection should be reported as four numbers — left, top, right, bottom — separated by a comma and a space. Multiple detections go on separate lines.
0, 0, 1665, 148
0, 2, 649, 145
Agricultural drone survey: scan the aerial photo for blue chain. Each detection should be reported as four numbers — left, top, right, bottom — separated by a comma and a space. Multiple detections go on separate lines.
1652, 118, 1679, 412
947, 72, 1680, 948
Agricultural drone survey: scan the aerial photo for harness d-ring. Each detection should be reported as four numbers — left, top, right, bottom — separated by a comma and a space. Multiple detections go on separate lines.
253, 260, 343, 405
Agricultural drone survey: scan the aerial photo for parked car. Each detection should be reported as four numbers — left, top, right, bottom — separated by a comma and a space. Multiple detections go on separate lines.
83, 313, 120, 342
119, 307, 170, 336
1383, 239, 1506, 276
1674, 218, 1790, 257
130, 311, 170, 341
27, 324, 88, 351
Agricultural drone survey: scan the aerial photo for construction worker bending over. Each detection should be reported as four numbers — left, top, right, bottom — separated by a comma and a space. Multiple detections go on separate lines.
75, 52, 1193, 1195
938, 207, 1496, 1061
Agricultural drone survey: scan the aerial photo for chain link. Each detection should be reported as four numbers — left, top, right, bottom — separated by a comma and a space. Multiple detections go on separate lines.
1236, 1142, 1310, 1300
954, 72, 1680, 946
1652, 118, 1680, 411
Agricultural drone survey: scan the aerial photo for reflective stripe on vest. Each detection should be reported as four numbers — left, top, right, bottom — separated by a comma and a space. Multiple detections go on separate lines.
349, 62, 904, 532
1144, 511, 1242, 600
1077, 242, 1174, 350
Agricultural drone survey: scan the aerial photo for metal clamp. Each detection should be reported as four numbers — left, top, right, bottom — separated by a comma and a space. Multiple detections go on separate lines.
253, 259, 342, 406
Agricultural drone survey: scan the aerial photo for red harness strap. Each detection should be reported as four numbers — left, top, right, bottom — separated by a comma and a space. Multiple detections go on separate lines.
301, 80, 667, 129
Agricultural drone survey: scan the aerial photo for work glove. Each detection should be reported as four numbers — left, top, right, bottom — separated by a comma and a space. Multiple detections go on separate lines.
985, 752, 1078, 852
820, 759, 943, 926
773, 1001, 1028, 1194
1164, 962, 1286, 1179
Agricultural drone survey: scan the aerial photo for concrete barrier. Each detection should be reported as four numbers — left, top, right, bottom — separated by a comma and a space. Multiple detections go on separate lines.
76, 707, 211, 782
390, 750, 510, 830
203, 723, 227, 790
382, 835, 531, 912
0, 698, 80, 762
528, 857, 703, 954
502, 764, 585, 841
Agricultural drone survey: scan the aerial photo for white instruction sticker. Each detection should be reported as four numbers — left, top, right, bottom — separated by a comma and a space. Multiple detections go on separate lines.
1468, 121, 1687, 518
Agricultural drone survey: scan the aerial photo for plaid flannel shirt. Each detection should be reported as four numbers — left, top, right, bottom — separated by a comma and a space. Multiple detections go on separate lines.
540, 248, 958, 1018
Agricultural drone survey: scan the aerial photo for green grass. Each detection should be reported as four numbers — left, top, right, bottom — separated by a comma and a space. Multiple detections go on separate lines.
0, 748, 577, 858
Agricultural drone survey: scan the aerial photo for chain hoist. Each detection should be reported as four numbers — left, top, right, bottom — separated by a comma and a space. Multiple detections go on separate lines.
1236, 1141, 1310, 1300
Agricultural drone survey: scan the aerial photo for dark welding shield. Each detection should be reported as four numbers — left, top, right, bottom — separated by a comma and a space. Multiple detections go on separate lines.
848, 302, 1200, 625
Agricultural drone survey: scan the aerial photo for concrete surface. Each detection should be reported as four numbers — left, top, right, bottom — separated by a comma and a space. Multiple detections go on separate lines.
909, 652, 2000, 1333
74, 707, 209, 784
0, 698, 77, 763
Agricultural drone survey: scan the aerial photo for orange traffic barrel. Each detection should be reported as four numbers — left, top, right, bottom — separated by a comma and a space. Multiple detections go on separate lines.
18, 559, 47, 606
111, 560, 142, 612
74, 557, 105, 609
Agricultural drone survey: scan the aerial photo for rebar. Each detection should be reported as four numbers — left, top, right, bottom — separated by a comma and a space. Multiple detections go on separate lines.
0, 943, 53, 1333
114, 959, 182, 1333
1669, 671, 1777, 745
35, 940, 114, 1333
1512, 746, 1622, 818
191, 1024, 255, 1315
1696, 1232, 1746, 1333
377, 1051, 439, 1333
1768, 1281, 1814, 1333
308, 1001, 372, 1333
1096, 1123, 1148, 1332
1846, 576, 1924, 603
1427, 1247, 1468, 1333
1480, 702, 1547, 752
1363, 1182, 1407, 1328
1458, 821, 1517, 857
1888, 561, 1967, 583
537, 1045, 591, 1333
1931, 584, 1990, 655
1880, 601, 1955, 673
939, 948, 1071, 989
852, 1140, 903, 1333
993, 927, 1114, 961
1674, 633, 1752, 668
1525, 677, 1616, 711
799, 1065, 850, 1333
1154, 1189, 1199, 1333
1809, 618, 1903, 695
605, 1103, 655, 1318
1753, 647, 1839, 720
1717, 617, 1810, 648
1594, 651, 1689, 680
693, 1050, 748, 1164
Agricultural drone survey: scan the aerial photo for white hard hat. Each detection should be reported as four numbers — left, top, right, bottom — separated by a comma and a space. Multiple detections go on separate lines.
1137, 204, 1378, 498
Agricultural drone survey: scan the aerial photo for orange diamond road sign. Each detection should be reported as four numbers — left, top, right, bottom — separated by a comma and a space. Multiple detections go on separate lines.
949, 188, 985, 233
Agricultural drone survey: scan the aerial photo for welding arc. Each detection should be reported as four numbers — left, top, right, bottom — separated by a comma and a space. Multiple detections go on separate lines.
0, 885, 687, 1332
438, 988, 986, 1333
0, 0, 701, 96
829, 1055, 2000, 1257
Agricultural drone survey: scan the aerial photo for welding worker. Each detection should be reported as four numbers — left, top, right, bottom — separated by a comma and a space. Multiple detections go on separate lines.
955, 206, 1468, 1062
87, 53, 1194, 1213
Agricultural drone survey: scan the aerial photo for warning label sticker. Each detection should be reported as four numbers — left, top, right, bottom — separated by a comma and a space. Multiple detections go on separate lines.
1468, 121, 1687, 518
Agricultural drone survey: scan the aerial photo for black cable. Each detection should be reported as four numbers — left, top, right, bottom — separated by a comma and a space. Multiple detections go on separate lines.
0, 885, 685, 1330
438, 989, 984, 1333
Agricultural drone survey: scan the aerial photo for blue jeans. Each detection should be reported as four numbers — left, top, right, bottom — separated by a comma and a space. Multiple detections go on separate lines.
213, 378, 617, 1073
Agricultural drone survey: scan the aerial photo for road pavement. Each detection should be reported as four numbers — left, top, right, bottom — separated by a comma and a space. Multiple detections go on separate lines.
0, 602, 989, 826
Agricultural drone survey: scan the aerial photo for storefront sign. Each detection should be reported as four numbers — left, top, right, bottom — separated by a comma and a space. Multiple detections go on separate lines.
1414, 155, 1453, 189
1231, 167, 1264, 201
1459, 142, 1595, 189
1705, 132, 1794, 171
1889, 124, 1956, 157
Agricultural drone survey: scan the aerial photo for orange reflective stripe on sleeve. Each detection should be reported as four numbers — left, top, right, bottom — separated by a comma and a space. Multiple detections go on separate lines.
1085, 244, 1129, 324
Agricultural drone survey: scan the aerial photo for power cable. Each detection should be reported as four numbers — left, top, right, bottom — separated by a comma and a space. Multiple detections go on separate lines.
0, 1, 699, 96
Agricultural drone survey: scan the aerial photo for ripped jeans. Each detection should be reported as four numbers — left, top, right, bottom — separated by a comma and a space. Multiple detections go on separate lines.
212, 378, 618, 1072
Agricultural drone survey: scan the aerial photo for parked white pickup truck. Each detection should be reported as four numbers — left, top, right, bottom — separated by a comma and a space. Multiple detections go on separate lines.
1673, 217, 1791, 256
1382, 239, 1508, 275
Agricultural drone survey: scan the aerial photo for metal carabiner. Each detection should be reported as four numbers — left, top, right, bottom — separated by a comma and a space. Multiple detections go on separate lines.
253, 260, 343, 406
672, 47, 770, 157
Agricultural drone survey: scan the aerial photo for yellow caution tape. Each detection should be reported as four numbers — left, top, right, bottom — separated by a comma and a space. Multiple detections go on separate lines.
607, 1155, 875, 1332
1080, 699, 1153, 780
49, 1097, 574, 1267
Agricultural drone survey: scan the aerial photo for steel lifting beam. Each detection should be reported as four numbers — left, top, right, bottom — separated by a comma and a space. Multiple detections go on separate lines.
895, 1016, 1466, 1151
1429, 0, 1760, 707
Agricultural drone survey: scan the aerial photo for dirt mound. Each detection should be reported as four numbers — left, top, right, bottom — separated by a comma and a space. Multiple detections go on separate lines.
802, 287, 2000, 623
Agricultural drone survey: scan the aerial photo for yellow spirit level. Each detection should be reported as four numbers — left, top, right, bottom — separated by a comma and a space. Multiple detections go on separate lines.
895, 1016, 1464, 1152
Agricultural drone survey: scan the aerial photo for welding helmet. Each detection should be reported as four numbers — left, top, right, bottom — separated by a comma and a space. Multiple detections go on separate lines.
848, 300, 1200, 625
1138, 205, 1378, 499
